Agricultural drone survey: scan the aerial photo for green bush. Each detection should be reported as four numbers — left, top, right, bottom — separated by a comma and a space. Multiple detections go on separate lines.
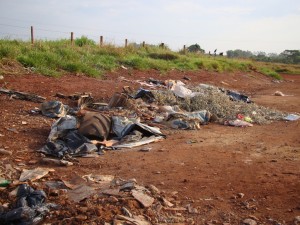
75, 36, 96, 47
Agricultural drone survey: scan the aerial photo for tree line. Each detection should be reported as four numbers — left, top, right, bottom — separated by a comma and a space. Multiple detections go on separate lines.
226, 49, 300, 64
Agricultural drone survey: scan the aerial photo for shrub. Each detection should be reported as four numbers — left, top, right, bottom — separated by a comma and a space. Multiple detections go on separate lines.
75, 36, 96, 47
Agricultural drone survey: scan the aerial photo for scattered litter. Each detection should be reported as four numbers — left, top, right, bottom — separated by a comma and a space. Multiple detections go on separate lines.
183, 76, 191, 81
45, 180, 69, 190
224, 119, 253, 127
114, 215, 151, 225
19, 167, 53, 182
171, 82, 202, 98
41, 100, 69, 118
108, 92, 128, 108
0, 88, 46, 103
41, 158, 73, 166
0, 184, 57, 225
67, 184, 96, 203
274, 91, 285, 96
0, 177, 10, 187
131, 189, 155, 208
139, 147, 152, 152
221, 81, 229, 86
113, 136, 164, 148
78, 111, 112, 141
121, 65, 128, 70
226, 90, 252, 103
134, 88, 156, 102
274, 91, 294, 97
283, 114, 300, 121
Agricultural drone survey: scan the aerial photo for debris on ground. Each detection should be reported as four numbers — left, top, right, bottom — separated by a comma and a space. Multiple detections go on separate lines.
283, 114, 300, 121
0, 88, 46, 103
32, 78, 293, 162
19, 167, 54, 182
0, 184, 57, 225
43, 174, 196, 224
41, 100, 69, 118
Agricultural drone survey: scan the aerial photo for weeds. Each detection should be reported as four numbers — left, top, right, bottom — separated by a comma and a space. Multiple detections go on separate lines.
0, 39, 298, 78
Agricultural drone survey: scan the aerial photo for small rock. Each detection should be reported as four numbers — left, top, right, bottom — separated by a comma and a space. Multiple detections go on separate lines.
139, 147, 152, 152
0, 148, 12, 155
243, 218, 257, 225
0, 75, 4, 80
237, 193, 245, 198
148, 184, 160, 195
120, 182, 135, 191
186, 204, 198, 214
274, 91, 285, 96
75, 215, 87, 221
21, 121, 28, 125
171, 191, 178, 196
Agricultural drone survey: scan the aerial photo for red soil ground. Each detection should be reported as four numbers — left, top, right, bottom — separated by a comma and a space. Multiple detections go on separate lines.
0, 68, 299, 224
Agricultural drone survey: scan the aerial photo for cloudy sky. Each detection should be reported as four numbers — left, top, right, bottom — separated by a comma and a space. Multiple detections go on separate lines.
0, 0, 299, 54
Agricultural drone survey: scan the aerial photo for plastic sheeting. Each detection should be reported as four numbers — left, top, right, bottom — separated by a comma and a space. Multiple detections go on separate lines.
0, 184, 57, 225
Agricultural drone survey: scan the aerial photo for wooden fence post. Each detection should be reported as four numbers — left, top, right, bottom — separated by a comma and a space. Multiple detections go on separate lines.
183, 45, 186, 53
30, 26, 34, 45
71, 32, 74, 46
100, 36, 103, 47
142, 41, 145, 48
125, 39, 128, 47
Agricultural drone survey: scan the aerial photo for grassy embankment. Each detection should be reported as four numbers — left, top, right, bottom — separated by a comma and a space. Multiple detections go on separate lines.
1, 39, 299, 79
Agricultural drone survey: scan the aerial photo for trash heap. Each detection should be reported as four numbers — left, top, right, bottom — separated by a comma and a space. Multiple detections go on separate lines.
36, 77, 296, 161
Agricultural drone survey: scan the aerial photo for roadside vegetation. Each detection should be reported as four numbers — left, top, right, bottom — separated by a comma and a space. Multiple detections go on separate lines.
1, 37, 299, 79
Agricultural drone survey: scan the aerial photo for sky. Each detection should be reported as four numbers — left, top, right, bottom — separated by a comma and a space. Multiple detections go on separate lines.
0, 0, 299, 54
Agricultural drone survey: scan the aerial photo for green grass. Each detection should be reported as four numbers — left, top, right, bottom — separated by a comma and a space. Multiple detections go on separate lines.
0, 39, 298, 78
259, 67, 282, 80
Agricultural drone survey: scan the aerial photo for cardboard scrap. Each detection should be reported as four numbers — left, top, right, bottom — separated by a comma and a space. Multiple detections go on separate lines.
19, 167, 53, 182
131, 189, 154, 208
67, 184, 96, 203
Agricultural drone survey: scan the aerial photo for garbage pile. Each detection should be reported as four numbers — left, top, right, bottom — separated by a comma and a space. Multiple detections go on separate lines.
36, 77, 295, 161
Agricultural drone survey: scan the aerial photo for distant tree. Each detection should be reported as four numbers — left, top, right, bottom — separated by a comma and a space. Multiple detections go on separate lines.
227, 48, 300, 64
226, 49, 253, 58
280, 50, 300, 64
75, 36, 96, 47
187, 44, 205, 53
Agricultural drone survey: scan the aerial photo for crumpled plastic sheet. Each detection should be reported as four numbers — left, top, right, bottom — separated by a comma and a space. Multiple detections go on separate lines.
112, 116, 165, 139
0, 184, 58, 225
39, 115, 98, 158
39, 130, 98, 158
41, 100, 69, 118
226, 90, 252, 103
